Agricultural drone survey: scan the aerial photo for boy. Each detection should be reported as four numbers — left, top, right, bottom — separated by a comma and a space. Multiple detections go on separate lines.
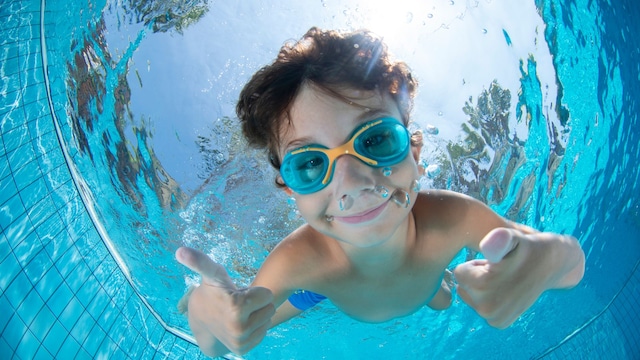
176, 27, 585, 357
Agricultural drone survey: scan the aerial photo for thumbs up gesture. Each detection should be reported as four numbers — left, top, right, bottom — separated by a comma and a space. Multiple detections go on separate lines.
176, 247, 275, 356
453, 228, 584, 329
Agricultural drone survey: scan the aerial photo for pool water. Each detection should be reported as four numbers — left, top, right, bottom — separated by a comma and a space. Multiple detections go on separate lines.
1, 0, 639, 359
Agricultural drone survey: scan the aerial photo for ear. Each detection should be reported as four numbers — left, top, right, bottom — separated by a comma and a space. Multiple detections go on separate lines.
410, 130, 423, 161
275, 174, 293, 196
410, 130, 424, 174
411, 143, 422, 162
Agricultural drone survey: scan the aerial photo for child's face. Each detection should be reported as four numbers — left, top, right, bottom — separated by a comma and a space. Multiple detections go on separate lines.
278, 84, 421, 248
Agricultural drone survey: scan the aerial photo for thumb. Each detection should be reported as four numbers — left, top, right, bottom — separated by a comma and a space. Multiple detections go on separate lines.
479, 228, 518, 263
176, 246, 237, 290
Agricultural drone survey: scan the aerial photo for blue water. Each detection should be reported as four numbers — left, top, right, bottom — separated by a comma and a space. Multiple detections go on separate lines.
1, 0, 639, 359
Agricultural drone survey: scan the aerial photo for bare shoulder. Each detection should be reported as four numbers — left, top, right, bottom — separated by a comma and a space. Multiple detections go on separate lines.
252, 224, 336, 300
271, 226, 332, 266
412, 189, 510, 251
413, 189, 482, 227
417, 189, 480, 204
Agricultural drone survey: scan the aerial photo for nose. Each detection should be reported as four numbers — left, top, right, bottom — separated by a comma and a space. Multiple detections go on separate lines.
331, 154, 375, 198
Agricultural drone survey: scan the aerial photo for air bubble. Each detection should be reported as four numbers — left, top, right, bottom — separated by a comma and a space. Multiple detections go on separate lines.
405, 12, 413, 23
426, 164, 441, 178
374, 185, 390, 198
425, 124, 439, 135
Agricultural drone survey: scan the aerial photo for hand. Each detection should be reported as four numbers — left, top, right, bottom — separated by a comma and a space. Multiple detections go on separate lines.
453, 228, 583, 329
176, 247, 275, 356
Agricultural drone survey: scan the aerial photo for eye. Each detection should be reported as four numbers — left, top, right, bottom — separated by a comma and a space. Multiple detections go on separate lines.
362, 129, 395, 156
363, 131, 390, 146
294, 155, 325, 182
296, 156, 323, 170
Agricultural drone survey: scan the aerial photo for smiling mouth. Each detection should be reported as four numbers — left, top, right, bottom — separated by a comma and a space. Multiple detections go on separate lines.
333, 200, 389, 224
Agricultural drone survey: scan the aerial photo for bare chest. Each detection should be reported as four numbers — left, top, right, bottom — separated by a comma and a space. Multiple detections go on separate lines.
323, 264, 446, 323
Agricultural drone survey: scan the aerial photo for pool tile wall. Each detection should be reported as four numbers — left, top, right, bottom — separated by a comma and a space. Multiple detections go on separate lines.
535, 261, 640, 359
0, 0, 638, 359
0, 1, 204, 359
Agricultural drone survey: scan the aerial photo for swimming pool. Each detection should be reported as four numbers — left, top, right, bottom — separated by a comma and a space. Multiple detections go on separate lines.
1, 0, 638, 358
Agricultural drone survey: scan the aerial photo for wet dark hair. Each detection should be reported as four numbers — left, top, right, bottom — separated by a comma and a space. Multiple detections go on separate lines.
236, 27, 418, 185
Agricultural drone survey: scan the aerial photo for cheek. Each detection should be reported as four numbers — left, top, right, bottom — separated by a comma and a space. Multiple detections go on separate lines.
294, 194, 329, 220
391, 156, 420, 182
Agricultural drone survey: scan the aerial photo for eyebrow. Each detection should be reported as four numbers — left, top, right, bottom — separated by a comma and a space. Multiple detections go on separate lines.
282, 136, 314, 155
355, 107, 390, 123
281, 107, 393, 155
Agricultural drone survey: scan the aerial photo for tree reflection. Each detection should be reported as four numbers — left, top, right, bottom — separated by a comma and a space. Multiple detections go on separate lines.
67, 23, 187, 213
117, 0, 210, 34
430, 81, 532, 219
65, 0, 214, 213
60, 0, 570, 332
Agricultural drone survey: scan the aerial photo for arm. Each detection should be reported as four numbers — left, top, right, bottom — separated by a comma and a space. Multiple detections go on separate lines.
427, 277, 453, 310
176, 233, 325, 358
443, 192, 585, 328
176, 247, 292, 357
271, 300, 304, 327
476, 215, 583, 289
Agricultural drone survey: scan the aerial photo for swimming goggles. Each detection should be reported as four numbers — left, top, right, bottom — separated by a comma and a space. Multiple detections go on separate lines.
280, 117, 410, 194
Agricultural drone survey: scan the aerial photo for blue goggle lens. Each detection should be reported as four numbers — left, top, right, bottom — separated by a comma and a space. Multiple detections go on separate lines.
280, 117, 410, 194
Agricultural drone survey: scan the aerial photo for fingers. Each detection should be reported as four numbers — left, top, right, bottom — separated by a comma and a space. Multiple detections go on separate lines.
176, 246, 236, 290
176, 247, 277, 355
232, 321, 272, 355
240, 295, 276, 337
453, 258, 489, 289
215, 288, 275, 355
233, 286, 275, 322
177, 285, 196, 314
453, 228, 542, 330
455, 281, 518, 329
453, 227, 519, 289
479, 228, 518, 263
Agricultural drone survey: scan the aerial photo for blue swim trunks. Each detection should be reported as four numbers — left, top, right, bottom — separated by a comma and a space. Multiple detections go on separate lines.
288, 290, 327, 311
